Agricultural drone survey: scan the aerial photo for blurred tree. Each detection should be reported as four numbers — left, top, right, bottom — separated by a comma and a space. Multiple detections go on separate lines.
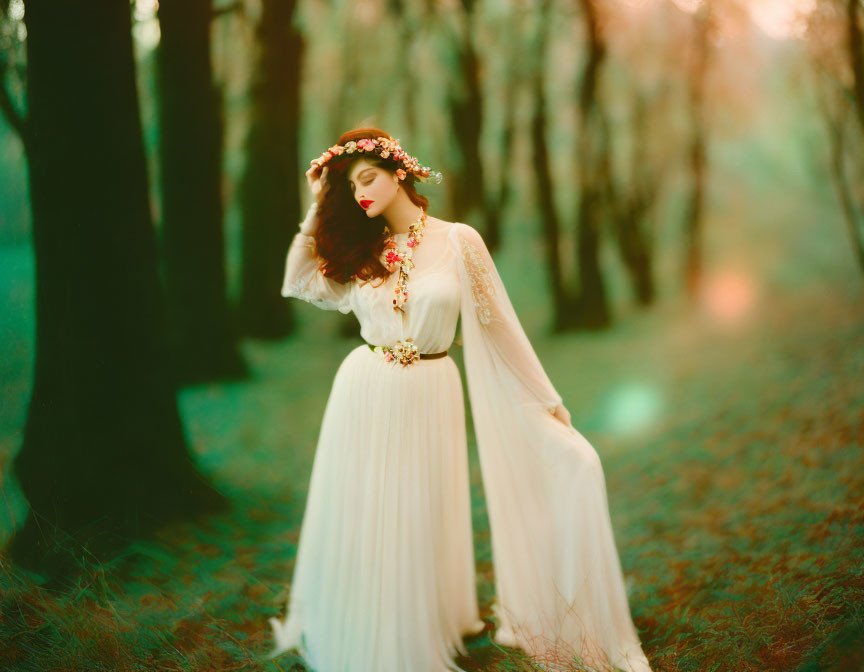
156, 0, 248, 384
440, 0, 490, 233
604, 88, 664, 306
529, 0, 569, 328
330, 1, 367, 143
237, 0, 303, 337
807, 0, 864, 273
569, 0, 612, 329
0, 2, 27, 154
5, 0, 226, 577
483, 0, 524, 253
600, 1, 682, 308
817, 79, 864, 271
847, 0, 864, 131
682, 1, 713, 298
840, 0, 864, 271
387, 0, 422, 140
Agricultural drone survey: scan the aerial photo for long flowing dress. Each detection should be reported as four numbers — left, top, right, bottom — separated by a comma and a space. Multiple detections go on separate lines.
266, 202, 653, 672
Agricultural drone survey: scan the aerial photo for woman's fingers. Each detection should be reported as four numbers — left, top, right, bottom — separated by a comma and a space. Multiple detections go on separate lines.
306, 164, 328, 198
306, 163, 329, 174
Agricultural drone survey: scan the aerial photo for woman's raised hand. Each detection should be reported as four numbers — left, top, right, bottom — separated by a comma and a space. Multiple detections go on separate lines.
306, 164, 327, 201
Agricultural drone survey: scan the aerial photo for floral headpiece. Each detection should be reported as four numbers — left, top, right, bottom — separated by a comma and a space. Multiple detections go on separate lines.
310, 136, 443, 185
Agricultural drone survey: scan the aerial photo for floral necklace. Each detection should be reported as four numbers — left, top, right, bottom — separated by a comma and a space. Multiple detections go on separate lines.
380, 208, 427, 312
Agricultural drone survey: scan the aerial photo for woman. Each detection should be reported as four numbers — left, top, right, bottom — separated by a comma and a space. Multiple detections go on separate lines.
266, 127, 653, 672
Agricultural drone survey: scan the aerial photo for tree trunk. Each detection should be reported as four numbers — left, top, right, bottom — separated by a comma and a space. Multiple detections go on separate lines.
606, 90, 661, 306
445, 0, 488, 229
390, 0, 420, 140
237, 0, 302, 338
529, 0, 568, 331
9, 0, 226, 578
572, 0, 611, 330
483, 1, 523, 254
683, 2, 711, 299
815, 70, 864, 273
847, 0, 864, 133
157, 0, 247, 385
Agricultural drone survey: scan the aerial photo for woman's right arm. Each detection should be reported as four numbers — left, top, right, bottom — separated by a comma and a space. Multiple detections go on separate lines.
280, 200, 352, 313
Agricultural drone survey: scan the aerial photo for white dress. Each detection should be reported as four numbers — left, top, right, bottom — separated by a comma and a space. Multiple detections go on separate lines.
267, 202, 653, 672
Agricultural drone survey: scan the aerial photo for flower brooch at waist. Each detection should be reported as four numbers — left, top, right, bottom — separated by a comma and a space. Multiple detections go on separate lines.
370, 338, 420, 366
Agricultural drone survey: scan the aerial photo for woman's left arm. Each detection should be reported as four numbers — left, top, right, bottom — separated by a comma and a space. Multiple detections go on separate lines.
454, 223, 571, 425
451, 223, 652, 669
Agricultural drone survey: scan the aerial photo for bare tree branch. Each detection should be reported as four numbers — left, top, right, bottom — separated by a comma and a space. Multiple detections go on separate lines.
813, 59, 864, 273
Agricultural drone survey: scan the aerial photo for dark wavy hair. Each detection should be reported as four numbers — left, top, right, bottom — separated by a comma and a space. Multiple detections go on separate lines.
311, 127, 430, 285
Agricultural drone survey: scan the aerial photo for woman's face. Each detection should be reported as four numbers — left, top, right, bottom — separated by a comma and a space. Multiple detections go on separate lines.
347, 159, 399, 218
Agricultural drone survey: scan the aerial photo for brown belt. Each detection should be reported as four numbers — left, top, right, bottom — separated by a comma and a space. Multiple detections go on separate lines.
366, 341, 448, 366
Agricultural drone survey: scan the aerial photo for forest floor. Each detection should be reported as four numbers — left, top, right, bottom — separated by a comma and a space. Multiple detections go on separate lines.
0, 230, 862, 671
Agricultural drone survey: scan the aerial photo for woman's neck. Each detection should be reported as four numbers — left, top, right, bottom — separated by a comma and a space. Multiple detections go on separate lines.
381, 190, 424, 235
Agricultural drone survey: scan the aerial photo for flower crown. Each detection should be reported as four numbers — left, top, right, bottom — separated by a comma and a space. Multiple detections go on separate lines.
310, 136, 443, 184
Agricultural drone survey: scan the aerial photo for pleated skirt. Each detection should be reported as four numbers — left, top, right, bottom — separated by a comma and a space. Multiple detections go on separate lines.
267, 343, 486, 671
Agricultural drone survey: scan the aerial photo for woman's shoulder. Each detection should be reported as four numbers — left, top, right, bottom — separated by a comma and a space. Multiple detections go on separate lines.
426, 216, 481, 241
424, 215, 457, 230
446, 221, 484, 247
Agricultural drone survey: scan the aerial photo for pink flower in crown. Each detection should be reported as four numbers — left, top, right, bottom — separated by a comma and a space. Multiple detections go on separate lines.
356, 138, 376, 152
328, 144, 344, 156
406, 238, 416, 247
396, 168, 407, 180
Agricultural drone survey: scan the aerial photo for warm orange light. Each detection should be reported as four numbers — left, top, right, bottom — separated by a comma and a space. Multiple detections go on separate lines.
746, 0, 815, 40
700, 268, 758, 328
625, 0, 815, 41
668, 0, 703, 14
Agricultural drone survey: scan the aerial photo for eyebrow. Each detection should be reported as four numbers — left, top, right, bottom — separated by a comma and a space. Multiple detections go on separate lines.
350, 168, 375, 186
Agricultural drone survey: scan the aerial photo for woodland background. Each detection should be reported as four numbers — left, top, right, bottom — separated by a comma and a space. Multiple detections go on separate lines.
0, 0, 862, 670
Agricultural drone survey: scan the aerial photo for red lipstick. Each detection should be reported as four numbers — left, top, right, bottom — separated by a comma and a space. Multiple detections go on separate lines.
360, 199, 374, 209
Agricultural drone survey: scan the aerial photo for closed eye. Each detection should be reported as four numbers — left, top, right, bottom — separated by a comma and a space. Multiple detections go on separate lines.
351, 171, 376, 192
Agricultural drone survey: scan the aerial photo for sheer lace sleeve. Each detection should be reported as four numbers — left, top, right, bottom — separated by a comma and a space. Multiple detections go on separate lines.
281, 202, 352, 314
454, 222, 566, 417
451, 222, 653, 672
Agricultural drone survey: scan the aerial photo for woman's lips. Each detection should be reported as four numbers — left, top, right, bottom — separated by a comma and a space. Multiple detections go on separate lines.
360, 199, 374, 209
